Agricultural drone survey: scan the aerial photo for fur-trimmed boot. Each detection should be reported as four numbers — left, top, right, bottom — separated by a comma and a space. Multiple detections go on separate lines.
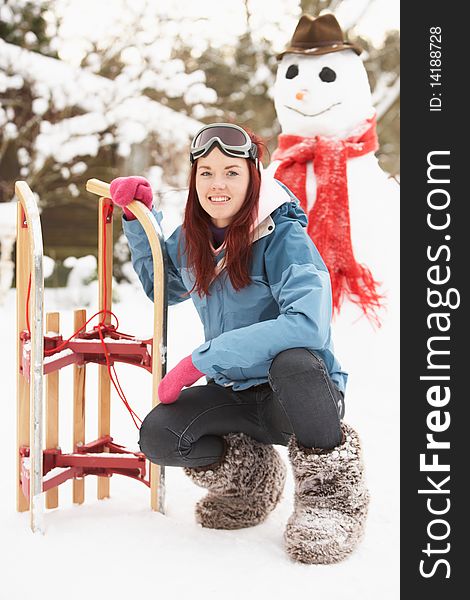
184, 433, 286, 529
285, 423, 369, 564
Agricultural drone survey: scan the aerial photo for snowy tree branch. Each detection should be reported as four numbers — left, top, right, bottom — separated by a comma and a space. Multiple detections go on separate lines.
374, 76, 400, 120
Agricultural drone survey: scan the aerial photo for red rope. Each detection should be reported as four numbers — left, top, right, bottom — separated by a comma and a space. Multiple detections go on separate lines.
24, 202, 143, 429
96, 322, 142, 428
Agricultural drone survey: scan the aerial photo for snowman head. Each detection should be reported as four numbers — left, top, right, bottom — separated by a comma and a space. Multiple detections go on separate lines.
274, 14, 374, 139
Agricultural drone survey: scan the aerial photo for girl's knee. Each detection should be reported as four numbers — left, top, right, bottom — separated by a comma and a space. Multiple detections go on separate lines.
269, 348, 324, 379
139, 405, 189, 463
138, 408, 163, 459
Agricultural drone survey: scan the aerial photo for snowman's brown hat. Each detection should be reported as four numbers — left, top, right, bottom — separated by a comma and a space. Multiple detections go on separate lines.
277, 13, 362, 60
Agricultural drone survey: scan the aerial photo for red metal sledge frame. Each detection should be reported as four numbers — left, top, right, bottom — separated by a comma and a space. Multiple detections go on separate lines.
20, 326, 154, 383
16, 179, 168, 533
19, 436, 150, 502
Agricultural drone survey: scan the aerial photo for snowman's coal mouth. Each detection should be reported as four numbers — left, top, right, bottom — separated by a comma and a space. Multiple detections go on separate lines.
284, 102, 342, 117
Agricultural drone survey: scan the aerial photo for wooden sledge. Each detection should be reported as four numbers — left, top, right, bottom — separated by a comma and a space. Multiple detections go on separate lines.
16, 179, 168, 533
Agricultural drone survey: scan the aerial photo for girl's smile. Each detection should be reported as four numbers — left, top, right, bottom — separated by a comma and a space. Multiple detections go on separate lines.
208, 194, 231, 203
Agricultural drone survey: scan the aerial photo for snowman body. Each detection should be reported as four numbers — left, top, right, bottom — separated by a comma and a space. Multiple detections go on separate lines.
268, 50, 399, 326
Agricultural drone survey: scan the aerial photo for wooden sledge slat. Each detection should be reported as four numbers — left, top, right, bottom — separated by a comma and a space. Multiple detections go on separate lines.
46, 312, 60, 509
86, 178, 111, 199
16, 200, 30, 513
73, 309, 87, 504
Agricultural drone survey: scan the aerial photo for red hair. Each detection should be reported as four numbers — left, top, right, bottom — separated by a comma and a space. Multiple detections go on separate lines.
181, 130, 265, 297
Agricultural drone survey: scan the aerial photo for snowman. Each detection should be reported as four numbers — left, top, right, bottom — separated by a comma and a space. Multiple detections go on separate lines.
267, 13, 399, 327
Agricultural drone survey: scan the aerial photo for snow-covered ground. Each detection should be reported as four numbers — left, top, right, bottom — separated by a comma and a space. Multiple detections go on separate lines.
0, 271, 399, 599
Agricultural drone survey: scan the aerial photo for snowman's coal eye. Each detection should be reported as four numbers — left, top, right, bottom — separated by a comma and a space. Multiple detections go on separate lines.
285, 64, 299, 79
319, 67, 336, 82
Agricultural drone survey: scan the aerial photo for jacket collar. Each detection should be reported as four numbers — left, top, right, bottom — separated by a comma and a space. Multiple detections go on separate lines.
255, 164, 292, 228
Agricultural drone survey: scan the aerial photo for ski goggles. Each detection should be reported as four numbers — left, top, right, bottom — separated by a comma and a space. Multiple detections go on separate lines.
190, 123, 258, 164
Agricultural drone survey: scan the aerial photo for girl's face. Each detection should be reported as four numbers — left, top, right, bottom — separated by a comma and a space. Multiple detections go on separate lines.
195, 147, 250, 228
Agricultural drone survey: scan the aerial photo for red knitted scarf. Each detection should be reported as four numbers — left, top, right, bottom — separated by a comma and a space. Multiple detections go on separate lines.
272, 116, 383, 322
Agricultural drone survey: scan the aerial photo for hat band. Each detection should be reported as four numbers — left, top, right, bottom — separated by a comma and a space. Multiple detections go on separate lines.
289, 39, 345, 49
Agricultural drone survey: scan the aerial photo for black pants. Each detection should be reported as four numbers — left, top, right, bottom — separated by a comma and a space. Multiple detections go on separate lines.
139, 348, 345, 468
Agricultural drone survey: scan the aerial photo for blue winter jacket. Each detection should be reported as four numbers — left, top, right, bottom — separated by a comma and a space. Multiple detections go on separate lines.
122, 170, 347, 394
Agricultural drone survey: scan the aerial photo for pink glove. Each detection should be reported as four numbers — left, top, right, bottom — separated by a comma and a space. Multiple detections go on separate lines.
158, 355, 204, 404
109, 176, 153, 221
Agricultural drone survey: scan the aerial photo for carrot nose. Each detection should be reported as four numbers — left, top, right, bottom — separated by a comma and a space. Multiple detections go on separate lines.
296, 91, 305, 101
